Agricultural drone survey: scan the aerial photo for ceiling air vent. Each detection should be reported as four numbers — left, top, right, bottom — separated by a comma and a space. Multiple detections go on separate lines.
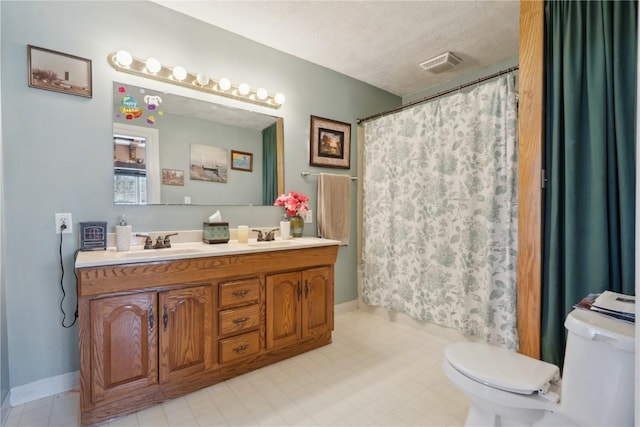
419, 52, 462, 73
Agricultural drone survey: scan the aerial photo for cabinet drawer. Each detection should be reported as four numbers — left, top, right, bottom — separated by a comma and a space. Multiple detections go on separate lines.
219, 304, 260, 336
219, 278, 260, 308
219, 331, 260, 363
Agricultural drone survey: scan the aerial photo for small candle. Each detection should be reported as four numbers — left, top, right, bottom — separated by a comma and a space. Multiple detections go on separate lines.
237, 225, 249, 243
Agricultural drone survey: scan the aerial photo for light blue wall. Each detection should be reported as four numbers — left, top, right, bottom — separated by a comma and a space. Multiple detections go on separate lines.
0, 1, 400, 389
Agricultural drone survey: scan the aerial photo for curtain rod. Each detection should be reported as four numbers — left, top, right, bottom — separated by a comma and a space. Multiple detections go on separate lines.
356, 65, 519, 124
301, 171, 358, 181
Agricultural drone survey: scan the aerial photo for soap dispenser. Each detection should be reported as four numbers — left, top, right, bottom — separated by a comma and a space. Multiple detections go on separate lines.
115, 215, 132, 252
280, 214, 290, 240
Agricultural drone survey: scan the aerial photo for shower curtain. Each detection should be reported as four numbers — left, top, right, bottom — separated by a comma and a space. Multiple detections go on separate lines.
362, 75, 519, 349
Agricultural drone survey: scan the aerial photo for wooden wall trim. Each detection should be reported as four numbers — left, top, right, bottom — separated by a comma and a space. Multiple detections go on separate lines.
517, 0, 544, 358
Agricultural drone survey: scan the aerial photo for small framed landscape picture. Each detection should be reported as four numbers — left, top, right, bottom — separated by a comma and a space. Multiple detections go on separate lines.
309, 115, 351, 169
231, 150, 253, 172
162, 169, 184, 186
28, 45, 92, 98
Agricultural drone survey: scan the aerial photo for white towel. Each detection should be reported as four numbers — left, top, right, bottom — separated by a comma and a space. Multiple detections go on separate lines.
317, 173, 351, 245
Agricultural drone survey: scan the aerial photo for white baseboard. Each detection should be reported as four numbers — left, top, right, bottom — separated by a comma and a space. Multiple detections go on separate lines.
9, 371, 78, 407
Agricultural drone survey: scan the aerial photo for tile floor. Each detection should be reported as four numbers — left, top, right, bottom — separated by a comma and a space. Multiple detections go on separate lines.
4, 310, 469, 427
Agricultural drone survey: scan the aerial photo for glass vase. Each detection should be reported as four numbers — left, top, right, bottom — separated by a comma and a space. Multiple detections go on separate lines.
289, 215, 304, 238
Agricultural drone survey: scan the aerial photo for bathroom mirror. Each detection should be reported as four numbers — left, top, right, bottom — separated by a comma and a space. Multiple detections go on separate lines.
113, 82, 283, 206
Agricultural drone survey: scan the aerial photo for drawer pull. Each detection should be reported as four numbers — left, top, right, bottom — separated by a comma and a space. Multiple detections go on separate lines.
232, 317, 249, 325
232, 289, 249, 298
232, 344, 249, 354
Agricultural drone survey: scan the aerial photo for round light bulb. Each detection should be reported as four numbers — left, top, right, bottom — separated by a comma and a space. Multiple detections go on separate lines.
115, 50, 132, 67
256, 88, 268, 100
146, 58, 161, 73
196, 73, 210, 86
238, 83, 250, 96
172, 66, 187, 81
218, 78, 231, 91
274, 93, 286, 105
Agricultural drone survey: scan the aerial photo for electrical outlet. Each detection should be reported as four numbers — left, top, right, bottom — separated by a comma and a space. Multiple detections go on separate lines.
55, 213, 73, 234
302, 210, 313, 223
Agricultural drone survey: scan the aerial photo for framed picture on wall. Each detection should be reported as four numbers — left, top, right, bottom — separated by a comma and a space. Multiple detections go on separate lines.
231, 150, 253, 172
162, 169, 184, 186
27, 45, 92, 98
309, 115, 351, 169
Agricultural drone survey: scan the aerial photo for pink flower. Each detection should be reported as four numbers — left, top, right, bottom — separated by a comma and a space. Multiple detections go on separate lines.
274, 191, 309, 217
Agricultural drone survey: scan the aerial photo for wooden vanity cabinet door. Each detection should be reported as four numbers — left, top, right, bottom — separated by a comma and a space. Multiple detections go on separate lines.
159, 285, 215, 384
266, 271, 302, 349
90, 292, 158, 403
301, 266, 333, 338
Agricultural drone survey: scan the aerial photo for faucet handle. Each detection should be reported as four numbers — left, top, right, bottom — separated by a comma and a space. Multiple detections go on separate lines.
252, 229, 264, 241
135, 234, 153, 249
163, 233, 178, 248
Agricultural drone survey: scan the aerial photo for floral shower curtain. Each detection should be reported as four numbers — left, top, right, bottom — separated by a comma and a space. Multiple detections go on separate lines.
362, 75, 519, 349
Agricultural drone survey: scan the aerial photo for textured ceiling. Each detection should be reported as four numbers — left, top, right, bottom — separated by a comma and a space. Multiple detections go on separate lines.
154, 0, 520, 97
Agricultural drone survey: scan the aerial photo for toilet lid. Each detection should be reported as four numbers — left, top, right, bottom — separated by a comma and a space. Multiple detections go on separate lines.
445, 342, 560, 395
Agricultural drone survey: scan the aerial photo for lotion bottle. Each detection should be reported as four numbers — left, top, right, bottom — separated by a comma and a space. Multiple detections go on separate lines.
115, 215, 132, 252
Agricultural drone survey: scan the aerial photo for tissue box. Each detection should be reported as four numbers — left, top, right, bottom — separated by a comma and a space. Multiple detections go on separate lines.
203, 222, 230, 244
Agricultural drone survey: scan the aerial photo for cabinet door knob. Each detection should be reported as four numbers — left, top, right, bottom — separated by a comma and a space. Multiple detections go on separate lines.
163, 304, 168, 331
149, 306, 155, 331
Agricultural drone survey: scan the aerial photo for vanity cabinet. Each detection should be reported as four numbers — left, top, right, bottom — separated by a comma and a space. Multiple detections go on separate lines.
266, 266, 333, 349
77, 244, 338, 426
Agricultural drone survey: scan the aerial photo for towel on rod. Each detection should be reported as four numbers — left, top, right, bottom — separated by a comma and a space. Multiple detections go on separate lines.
317, 173, 351, 245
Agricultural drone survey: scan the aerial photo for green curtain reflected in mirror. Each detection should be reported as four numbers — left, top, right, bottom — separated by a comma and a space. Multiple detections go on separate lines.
262, 123, 278, 205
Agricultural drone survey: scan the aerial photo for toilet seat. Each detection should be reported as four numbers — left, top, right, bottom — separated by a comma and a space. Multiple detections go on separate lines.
445, 342, 560, 395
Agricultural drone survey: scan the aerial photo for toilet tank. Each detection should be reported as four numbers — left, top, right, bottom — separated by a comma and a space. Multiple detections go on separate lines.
561, 309, 635, 427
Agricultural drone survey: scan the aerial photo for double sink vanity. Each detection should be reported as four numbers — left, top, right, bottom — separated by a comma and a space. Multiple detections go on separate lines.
76, 235, 339, 425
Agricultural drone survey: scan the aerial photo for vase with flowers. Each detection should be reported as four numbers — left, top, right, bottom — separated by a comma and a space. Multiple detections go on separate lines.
274, 191, 309, 237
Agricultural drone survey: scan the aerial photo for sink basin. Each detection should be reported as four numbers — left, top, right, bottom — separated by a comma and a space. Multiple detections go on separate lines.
117, 248, 205, 258
246, 241, 292, 248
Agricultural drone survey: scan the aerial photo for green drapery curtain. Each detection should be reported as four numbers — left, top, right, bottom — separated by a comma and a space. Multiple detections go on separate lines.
262, 123, 278, 205
542, 0, 637, 367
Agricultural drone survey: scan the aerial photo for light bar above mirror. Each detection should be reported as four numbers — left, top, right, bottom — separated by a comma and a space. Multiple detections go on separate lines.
107, 50, 285, 109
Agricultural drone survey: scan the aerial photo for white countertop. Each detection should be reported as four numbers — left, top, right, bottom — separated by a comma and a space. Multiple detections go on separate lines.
75, 237, 340, 268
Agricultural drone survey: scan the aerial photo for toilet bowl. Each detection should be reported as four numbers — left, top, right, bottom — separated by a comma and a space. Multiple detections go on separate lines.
444, 309, 635, 426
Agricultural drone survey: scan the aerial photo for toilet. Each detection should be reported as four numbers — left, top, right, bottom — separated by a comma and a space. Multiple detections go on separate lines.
444, 309, 635, 426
